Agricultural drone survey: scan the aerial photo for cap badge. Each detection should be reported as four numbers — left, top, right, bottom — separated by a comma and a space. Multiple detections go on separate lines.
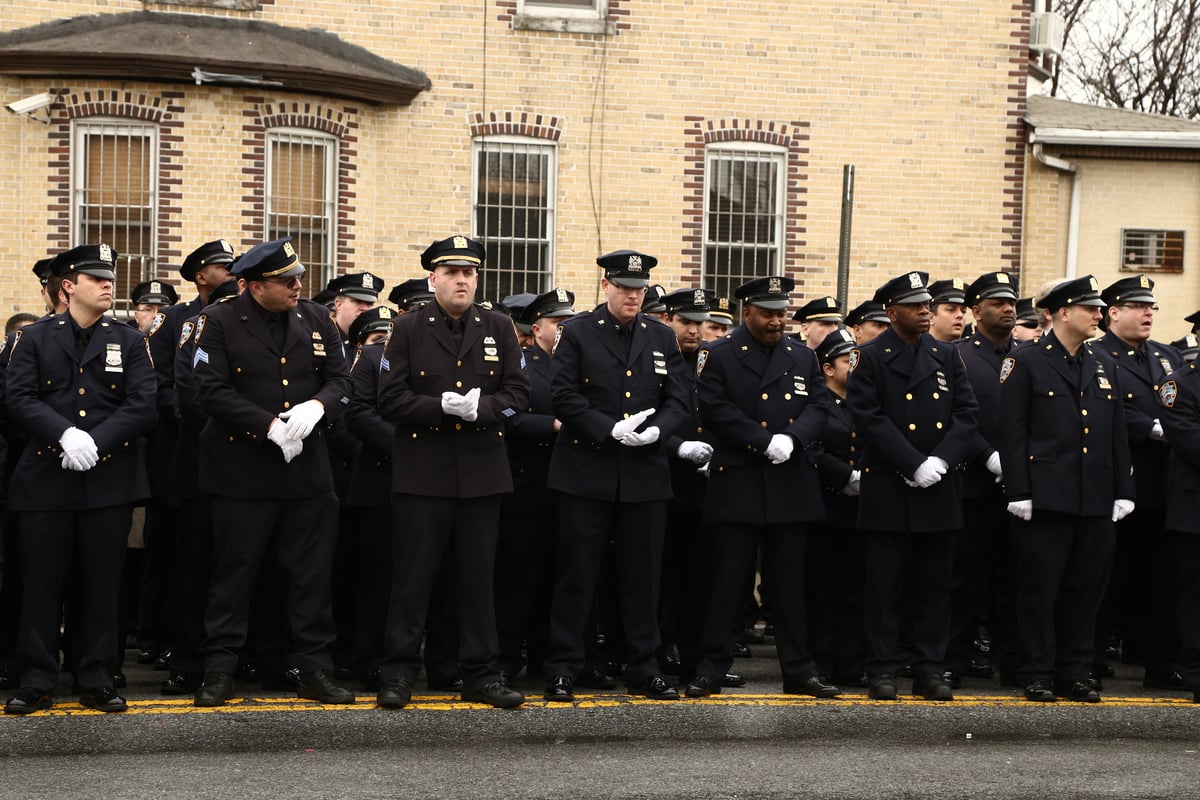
220, 239, 233, 254
908, 272, 922, 289
282, 241, 296, 258
824, 297, 836, 307
952, 279, 963, 289
627, 255, 643, 272
1089, 276, 1098, 290
150, 281, 162, 294
98, 243, 113, 263
453, 235, 468, 249
718, 298, 730, 310
997, 272, 1009, 283
768, 276, 782, 294
1139, 275, 1150, 288
556, 288, 569, 303
379, 307, 392, 319
693, 289, 706, 305
362, 273, 375, 289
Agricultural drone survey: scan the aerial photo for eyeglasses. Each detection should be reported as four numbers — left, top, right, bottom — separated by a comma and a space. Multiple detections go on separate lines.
265, 276, 303, 287
1116, 302, 1158, 312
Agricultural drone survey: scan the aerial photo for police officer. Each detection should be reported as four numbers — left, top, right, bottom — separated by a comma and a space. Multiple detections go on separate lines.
1155, 359, 1200, 703
686, 276, 837, 699
499, 292, 538, 349
806, 327, 868, 687
191, 236, 355, 707
3, 244, 156, 714
1096, 275, 1185, 690
1012, 297, 1041, 343
130, 280, 179, 334
791, 296, 843, 350
845, 271, 979, 702
703, 297, 736, 342
928, 279, 967, 343
374, 235, 529, 710
642, 284, 670, 323
542, 250, 690, 702
845, 300, 891, 345
950, 272, 1020, 686
998, 275, 1135, 703
496, 288, 578, 682
388, 278, 434, 314
325, 273, 384, 359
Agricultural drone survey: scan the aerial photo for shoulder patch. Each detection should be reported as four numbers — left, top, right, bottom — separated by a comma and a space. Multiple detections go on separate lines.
696, 349, 709, 378
194, 314, 207, 344
1159, 379, 1178, 409
0, 335, 7, 355
1000, 357, 1015, 384
178, 320, 195, 349
144, 337, 155, 370
147, 311, 167, 338
7, 329, 22, 361
553, 323, 564, 353
848, 349, 860, 373
351, 345, 362, 373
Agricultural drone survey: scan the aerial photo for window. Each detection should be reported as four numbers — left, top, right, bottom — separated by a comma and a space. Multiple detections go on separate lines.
515, 0, 613, 34
71, 120, 158, 311
518, 0, 605, 18
1121, 228, 1185, 274
472, 137, 556, 302
266, 129, 337, 298
703, 143, 787, 302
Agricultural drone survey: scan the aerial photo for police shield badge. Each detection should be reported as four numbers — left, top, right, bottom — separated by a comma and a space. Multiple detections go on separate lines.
105, 343, 123, 372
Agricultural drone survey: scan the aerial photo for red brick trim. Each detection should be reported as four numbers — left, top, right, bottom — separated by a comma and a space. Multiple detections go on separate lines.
239, 99, 359, 273
681, 117, 810, 287
46, 89, 185, 281
1004, 1, 1030, 277
496, 0, 630, 32
469, 110, 563, 141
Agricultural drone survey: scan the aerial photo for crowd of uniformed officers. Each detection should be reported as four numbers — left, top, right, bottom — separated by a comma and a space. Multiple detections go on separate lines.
4, 232, 1200, 715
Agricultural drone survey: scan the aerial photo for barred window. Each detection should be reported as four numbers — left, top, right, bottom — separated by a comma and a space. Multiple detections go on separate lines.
703, 143, 786, 303
1121, 228, 1184, 274
71, 120, 158, 311
266, 129, 337, 298
518, 0, 606, 17
472, 137, 556, 302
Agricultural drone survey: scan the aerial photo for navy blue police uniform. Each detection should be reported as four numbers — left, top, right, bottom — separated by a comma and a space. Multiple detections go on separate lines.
844, 271, 979, 699
997, 275, 1135, 700
689, 275, 835, 698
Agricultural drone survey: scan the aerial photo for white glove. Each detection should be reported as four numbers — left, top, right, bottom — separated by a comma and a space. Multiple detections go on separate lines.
1007, 499, 1033, 521
842, 469, 861, 496
696, 462, 710, 477
911, 456, 949, 488
278, 399, 325, 441
986, 450, 1003, 476
620, 426, 660, 447
268, 419, 304, 463
1112, 498, 1136, 523
1150, 420, 1165, 441
677, 440, 713, 464
612, 408, 655, 440
59, 426, 99, 471
764, 433, 794, 465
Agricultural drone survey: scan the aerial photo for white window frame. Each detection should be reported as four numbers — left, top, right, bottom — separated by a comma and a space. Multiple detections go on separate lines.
70, 118, 159, 314
471, 135, 558, 300
265, 127, 338, 293
515, 0, 613, 34
1120, 227, 1185, 274
701, 141, 788, 297
518, 0, 606, 19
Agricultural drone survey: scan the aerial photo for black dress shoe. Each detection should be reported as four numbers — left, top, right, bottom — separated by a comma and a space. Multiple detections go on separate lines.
298, 670, 355, 704
912, 674, 954, 701
732, 641, 752, 658
832, 672, 870, 688
684, 675, 719, 698
632, 675, 679, 700
427, 676, 465, 692
194, 672, 235, 707
868, 674, 897, 701
377, 678, 413, 709
1055, 680, 1101, 703
261, 668, 303, 692
462, 680, 524, 708
660, 653, 681, 676
784, 676, 841, 698
1143, 669, 1191, 691
1023, 679, 1056, 702
722, 672, 746, 688
4, 688, 52, 715
80, 686, 127, 712
161, 672, 202, 695
966, 657, 995, 678
544, 675, 575, 702
576, 668, 617, 690
1086, 674, 1104, 692
942, 670, 962, 690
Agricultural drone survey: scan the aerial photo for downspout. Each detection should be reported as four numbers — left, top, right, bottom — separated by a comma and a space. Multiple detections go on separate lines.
1032, 142, 1080, 278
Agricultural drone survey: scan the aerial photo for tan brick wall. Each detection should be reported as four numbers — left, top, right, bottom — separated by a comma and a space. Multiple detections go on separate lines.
0, 0, 1028, 318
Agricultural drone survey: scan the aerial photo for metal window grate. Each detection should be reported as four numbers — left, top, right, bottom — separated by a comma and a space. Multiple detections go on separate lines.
71, 120, 158, 312
702, 145, 786, 302
473, 138, 556, 303
266, 129, 337, 298
1120, 228, 1184, 274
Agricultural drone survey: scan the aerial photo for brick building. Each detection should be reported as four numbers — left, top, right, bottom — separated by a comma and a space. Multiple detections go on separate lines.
0, 0, 1031, 317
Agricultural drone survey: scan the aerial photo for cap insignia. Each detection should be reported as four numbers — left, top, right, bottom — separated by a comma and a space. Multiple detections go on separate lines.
282, 241, 296, 258
98, 243, 113, 263
556, 288, 570, 303
362, 273, 374, 289
628, 255, 643, 272
768, 276, 782, 293
693, 289, 706, 306
997, 272, 1009, 284
908, 272, 922, 289
453, 235, 468, 249
220, 239, 233, 254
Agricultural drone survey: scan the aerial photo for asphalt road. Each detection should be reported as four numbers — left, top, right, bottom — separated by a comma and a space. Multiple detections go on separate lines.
2, 645, 1198, 799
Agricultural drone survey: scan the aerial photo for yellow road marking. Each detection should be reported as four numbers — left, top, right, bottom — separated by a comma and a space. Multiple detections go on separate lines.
6, 693, 1197, 718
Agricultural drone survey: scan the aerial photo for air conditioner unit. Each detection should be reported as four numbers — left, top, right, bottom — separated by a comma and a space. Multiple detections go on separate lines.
1030, 11, 1065, 55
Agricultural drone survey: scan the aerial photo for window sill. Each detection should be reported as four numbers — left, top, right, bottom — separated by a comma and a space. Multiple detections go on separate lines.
512, 14, 615, 35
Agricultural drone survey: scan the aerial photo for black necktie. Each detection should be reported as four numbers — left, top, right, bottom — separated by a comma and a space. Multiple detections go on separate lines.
266, 312, 285, 351
74, 324, 92, 358
448, 317, 463, 346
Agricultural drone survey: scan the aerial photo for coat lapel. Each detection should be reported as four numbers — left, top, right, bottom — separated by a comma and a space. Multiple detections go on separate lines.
761, 340, 794, 389
461, 308, 484, 360
236, 294, 278, 354
593, 307, 627, 364
628, 316, 651, 367
51, 316, 77, 363
908, 336, 941, 389
1043, 331, 1079, 390
731, 327, 767, 378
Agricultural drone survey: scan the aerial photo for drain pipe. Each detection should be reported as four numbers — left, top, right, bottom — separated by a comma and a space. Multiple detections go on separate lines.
1032, 142, 1080, 278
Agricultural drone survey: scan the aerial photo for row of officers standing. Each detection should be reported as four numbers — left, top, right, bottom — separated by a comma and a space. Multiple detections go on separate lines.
4, 232, 1200, 714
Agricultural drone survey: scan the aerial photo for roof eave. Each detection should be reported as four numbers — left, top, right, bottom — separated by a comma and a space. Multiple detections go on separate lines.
0, 53, 427, 106
1029, 126, 1200, 149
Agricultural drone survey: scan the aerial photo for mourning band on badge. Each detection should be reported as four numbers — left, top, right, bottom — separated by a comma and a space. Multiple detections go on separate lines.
1159, 380, 1178, 408
105, 343, 124, 372
144, 338, 155, 369
999, 357, 1015, 384
351, 346, 362, 372
793, 375, 808, 396
483, 335, 499, 362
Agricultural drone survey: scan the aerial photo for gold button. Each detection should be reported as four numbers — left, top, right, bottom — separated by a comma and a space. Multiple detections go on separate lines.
908, 423, 916, 430
78, 388, 85, 395
761, 393, 769, 400
280, 357, 287, 364
283, 401, 291, 409
761, 421, 768, 428
420, 370, 426, 377
490, 370, 495, 376
784, 393, 792, 400
850, 446, 856, 452
282, 379, 289, 386
1082, 447, 1088, 454
110, 384, 116, 390
1083, 427, 1089, 435
697, 426, 703, 433
78, 410, 86, 417
456, 381, 463, 388
626, 370, 633, 377
850, 432, 856, 438
455, 423, 462, 430
573, 439, 579, 445
457, 360, 463, 367
46, 380, 51, 385
236, 367, 242, 374
905, 393, 913, 400
412, 433, 418, 439
932, 392, 940, 399
623, 413, 630, 419
625, 391, 631, 398
1081, 409, 1088, 416
1048, 391, 1054, 397
936, 422, 943, 429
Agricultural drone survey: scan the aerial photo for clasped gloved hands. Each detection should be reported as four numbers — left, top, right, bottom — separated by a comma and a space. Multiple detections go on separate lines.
1007, 499, 1032, 521
986, 450, 1003, 483
764, 434, 794, 465
441, 387, 481, 422
842, 469, 861, 496
676, 440, 713, 464
907, 456, 949, 489
59, 426, 99, 472
278, 399, 325, 440
1112, 499, 1135, 523
268, 418, 304, 463
612, 408, 655, 441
